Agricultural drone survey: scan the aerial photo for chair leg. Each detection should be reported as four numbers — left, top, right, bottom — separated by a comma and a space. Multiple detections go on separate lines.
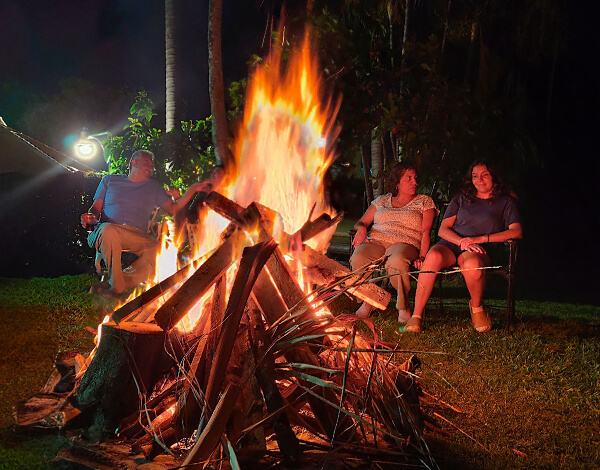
505, 240, 518, 331
437, 276, 444, 315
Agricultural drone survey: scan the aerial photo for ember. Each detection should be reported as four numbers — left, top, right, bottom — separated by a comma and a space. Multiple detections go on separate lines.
14, 31, 430, 469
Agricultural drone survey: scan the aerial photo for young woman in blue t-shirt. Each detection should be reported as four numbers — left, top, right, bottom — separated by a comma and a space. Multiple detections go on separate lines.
405, 160, 523, 333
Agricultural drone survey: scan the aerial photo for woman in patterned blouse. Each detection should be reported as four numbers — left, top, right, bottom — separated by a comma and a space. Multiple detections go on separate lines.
350, 162, 436, 322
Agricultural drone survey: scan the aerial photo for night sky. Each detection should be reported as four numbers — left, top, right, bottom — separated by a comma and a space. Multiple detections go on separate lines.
0, 0, 266, 119
0, 1, 598, 300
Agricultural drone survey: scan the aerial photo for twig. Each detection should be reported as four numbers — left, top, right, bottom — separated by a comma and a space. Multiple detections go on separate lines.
433, 412, 491, 453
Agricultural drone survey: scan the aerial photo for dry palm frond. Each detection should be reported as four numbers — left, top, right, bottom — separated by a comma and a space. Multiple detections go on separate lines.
250, 261, 439, 469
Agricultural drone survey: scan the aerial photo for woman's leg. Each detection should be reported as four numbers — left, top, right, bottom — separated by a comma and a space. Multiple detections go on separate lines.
385, 243, 419, 310
412, 245, 457, 319
350, 241, 386, 315
457, 251, 491, 308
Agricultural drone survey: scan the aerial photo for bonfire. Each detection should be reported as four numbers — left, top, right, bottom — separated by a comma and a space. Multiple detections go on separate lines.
15, 32, 431, 469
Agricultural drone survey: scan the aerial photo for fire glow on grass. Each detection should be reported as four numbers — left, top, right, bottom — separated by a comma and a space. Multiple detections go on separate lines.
115, 31, 341, 332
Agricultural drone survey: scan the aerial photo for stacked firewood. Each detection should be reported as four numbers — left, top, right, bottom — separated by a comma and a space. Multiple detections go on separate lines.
15, 192, 429, 469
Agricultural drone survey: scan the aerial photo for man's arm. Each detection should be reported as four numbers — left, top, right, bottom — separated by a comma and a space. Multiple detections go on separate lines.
161, 182, 206, 215
80, 199, 104, 229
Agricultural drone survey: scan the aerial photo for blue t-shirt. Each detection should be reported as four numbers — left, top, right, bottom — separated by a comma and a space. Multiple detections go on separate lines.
93, 175, 170, 231
443, 193, 520, 238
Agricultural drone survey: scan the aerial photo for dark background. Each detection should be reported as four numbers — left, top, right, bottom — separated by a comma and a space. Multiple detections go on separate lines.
0, 0, 598, 304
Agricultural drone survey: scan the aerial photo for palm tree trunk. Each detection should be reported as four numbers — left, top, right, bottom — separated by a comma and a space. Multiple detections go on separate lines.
371, 129, 384, 198
165, 0, 176, 132
464, 21, 478, 86
359, 144, 374, 204
400, 0, 411, 67
440, 0, 451, 59
208, 0, 233, 167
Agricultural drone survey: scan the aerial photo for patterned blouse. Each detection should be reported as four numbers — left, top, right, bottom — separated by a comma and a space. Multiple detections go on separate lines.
368, 193, 437, 249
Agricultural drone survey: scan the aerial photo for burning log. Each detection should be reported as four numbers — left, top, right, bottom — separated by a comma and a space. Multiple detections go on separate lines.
154, 228, 247, 331
247, 300, 303, 460
302, 245, 391, 310
297, 211, 344, 244
72, 322, 172, 439
204, 240, 278, 412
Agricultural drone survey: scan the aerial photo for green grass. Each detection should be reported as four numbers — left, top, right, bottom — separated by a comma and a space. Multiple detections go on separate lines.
332, 289, 600, 470
0, 274, 599, 469
0, 275, 114, 469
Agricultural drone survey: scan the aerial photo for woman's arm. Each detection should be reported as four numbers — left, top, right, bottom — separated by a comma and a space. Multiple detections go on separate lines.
471, 222, 523, 244
438, 215, 462, 245
352, 204, 377, 247
414, 208, 436, 269
442, 217, 522, 254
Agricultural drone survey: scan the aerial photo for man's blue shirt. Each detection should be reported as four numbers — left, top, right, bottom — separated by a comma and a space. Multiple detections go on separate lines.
93, 175, 170, 231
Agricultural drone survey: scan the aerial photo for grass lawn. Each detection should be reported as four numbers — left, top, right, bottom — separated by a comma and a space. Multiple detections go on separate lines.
0, 274, 599, 469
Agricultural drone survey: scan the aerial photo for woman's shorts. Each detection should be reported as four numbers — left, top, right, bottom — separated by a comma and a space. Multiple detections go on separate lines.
436, 239, 506, 264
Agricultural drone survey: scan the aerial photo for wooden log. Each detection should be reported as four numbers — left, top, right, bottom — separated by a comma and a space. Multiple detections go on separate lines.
225, 312, 266, 458
14, 393, 82, 430
247, 301, 302, 459
154, 229, 246, 331
297, 211, 344, 244
204, 191, 248, 226
118, 394, 177, 441
204, 240, 278, 412
112, 262, 192, 323
178, 275, 227, 437
251, 270, 290, 326
302, 245, 391, 310
72, 322, 171, 438
180, 384, 240, 468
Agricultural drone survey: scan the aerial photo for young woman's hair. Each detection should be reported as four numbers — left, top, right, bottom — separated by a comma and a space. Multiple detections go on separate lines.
388, 162, 417, 197
462, 159, 508, 201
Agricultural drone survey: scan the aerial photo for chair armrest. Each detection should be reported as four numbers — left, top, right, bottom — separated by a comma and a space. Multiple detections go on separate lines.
506, 239, 519, 274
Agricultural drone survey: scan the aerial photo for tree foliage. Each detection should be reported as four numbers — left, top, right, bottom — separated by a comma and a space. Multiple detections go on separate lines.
304, 0, 562, 200
103, 92, 218, 190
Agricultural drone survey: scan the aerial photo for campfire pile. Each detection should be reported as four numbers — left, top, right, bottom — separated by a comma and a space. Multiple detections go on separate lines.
14, 26, 437, 468
15, 191, 430, 469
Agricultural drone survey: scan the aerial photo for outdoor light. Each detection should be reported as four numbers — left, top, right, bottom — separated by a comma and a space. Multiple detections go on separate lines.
73, 128, 103, 161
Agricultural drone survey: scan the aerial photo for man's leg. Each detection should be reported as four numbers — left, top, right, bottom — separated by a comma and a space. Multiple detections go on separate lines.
94, 224, 160, 293
93, 223, 127, 293
122, 230, 160, 290
114, 225, 160, 292
385, 243, 419, 311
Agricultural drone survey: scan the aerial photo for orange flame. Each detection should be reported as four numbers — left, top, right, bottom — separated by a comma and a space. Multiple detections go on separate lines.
114, 30, 340, 331
227, 31, 340, 243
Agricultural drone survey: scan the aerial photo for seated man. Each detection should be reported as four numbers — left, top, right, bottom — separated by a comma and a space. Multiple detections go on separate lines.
80, 150, 204, 297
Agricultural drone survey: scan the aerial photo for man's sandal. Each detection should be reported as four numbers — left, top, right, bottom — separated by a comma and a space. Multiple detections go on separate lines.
403, 316, 423, 333
469, 301, 492, 333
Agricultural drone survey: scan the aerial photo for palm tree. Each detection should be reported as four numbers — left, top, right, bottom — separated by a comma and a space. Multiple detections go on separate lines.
208, 0, 233, 167
165, 0, 177, 132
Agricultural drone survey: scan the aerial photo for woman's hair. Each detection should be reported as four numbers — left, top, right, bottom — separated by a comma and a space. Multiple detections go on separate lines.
388, 162, 417, 197
462, 159, 508, 201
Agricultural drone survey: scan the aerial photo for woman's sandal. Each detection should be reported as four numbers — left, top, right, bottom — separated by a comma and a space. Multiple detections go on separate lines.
469, 301, 492, 333
403, 316, 423, 333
